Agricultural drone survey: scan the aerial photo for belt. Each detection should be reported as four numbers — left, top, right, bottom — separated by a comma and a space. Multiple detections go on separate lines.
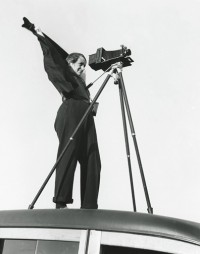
62, 96, 98, 116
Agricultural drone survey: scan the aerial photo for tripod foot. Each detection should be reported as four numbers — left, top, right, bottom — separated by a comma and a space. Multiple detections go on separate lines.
28, 204, 34, 210
148, 207, 153, 214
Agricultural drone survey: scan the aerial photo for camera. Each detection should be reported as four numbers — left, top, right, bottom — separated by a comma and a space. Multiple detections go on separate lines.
89, 45, 133, 71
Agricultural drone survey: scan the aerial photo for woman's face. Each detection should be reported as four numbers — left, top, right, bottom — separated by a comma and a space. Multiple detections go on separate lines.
69, 56, 86, 76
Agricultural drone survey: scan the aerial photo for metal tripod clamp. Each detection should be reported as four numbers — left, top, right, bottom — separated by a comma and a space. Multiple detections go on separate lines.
110, 62, 123, 84
111, 62, 123, 72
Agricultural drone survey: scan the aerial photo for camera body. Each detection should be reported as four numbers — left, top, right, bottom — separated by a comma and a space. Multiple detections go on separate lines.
89, 45, 133, 71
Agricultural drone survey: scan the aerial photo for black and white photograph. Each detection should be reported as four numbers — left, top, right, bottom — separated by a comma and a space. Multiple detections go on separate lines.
0, 0, 200, 253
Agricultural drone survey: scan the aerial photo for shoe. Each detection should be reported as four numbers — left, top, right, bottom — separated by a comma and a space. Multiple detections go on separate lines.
56, 203, 67, 209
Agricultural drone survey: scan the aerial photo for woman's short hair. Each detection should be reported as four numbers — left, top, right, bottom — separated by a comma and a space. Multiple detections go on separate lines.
66, 52, 87, 65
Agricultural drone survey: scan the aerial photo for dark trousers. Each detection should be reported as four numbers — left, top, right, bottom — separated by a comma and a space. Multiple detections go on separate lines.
53, 99, 101, 209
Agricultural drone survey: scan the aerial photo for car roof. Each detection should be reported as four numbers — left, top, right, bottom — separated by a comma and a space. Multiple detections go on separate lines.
0, 209, 200, 246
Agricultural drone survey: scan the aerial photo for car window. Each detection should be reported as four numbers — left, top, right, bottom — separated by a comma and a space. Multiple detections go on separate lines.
2, 240, 36, 254
100, 245, 171, 254
37, 240, 79, 254
1, 239, 79, 254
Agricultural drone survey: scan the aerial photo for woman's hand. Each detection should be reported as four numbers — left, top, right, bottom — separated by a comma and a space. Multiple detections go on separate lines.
22, 17, 35, 33
22, 17, 44, 37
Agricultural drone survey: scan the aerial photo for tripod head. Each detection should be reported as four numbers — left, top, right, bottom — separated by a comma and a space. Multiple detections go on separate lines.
89, 45, 134, 71
107, 62, 122, 84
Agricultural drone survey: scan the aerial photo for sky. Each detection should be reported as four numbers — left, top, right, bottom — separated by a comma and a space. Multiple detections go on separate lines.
0, 0, 200, 223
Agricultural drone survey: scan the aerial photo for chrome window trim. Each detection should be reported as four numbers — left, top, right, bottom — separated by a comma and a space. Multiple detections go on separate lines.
78, 230, 90, 254
0, 228, 82, 242
100, 231, 200, 254
87, 230, 101, 254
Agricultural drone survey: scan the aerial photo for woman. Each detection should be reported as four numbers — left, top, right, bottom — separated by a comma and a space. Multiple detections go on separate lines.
22, 18, 101, 209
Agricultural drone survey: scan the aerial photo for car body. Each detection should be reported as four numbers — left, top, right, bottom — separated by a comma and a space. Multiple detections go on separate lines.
0, 208, 199, 253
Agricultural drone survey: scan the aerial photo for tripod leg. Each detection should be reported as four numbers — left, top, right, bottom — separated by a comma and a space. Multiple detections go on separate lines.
118, 83, 137, 212
118, 71, 153, 214
28, 71, 114, 209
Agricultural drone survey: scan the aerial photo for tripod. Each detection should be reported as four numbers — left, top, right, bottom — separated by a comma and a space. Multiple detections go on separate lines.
28, 62, 153, 214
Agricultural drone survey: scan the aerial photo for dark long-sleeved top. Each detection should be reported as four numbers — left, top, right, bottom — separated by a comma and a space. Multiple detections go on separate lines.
37, 34, 90, 102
